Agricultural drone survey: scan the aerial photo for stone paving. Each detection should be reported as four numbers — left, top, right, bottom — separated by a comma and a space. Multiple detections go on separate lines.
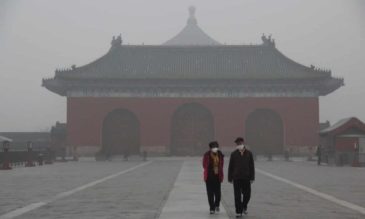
0, 159, 182, 219
0, 157, 364, 219
255, 160, 365, 207
0, 160, 141, 215
159, 159, 229, 219
222, 159, 365, 219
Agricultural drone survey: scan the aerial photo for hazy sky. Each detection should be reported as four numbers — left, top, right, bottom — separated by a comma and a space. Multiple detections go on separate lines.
0, 0, 364, 131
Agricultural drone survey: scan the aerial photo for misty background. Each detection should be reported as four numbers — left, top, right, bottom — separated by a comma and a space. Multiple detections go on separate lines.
0, 0, 364, 132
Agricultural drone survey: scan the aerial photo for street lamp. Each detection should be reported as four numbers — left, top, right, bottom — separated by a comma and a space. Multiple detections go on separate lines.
26, 141, 35, 167
352, 142, 360, 167
1, 140, 11, 170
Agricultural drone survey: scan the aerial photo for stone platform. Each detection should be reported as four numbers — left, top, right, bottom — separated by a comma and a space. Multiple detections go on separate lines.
0, 157, 364, 218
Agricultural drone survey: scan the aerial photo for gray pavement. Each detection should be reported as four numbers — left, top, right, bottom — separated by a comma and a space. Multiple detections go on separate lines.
0, 157, 364, 218
159, 159, 229, 219
222, 159, 365, 219
0, 159, 182, 219
256, 160, 365, 208
0, 160, 143, 215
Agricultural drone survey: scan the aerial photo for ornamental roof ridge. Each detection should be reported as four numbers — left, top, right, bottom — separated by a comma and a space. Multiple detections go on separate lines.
270, 44, 333, 76
310, 65, 332, 74
55, 65, 78, 76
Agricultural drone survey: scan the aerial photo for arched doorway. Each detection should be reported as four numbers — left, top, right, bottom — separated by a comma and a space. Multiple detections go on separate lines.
102, 109, 140, 155
171, 103, 214, 155
245, 109, 284, 155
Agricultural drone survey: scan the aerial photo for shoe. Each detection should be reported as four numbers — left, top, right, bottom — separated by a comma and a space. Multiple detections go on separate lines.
210, 210, 215, 214
235, 213, 242, 218
215, 206, 220, 212
243, 209, 248, 215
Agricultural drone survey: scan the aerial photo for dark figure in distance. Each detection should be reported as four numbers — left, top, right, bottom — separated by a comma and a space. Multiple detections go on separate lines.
316, 145, 322, 165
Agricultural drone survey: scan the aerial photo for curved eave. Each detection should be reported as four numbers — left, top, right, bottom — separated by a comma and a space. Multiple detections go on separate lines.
318, 77, 344, 96
42, 77, 343, 97
42, 78, 67, 96
271, 46, 332, 78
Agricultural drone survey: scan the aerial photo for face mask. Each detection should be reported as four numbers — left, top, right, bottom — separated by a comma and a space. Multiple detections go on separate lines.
211, 148, 218, 153
237, 144, 245, 150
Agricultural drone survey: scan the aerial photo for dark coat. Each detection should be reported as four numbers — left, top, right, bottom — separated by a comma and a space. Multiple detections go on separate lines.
202, 151, 224, 182
228, 149, 255, 182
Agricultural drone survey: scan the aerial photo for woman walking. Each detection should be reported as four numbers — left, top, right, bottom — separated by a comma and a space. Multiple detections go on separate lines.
202, 141, 224, 214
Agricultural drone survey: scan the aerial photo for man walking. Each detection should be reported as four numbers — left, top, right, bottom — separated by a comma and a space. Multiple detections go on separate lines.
228, 137, 255, 218
316, 145, 322, 165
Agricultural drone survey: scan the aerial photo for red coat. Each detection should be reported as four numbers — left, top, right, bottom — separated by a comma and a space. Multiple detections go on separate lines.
202, 151, 224, 182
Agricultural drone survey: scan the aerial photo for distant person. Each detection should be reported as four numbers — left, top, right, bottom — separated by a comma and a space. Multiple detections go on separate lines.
316, 145, 322, 165
228, 137, 255, 218
202, 141, 224, 214
123, 147, 129, 161
104, 146, 112, 161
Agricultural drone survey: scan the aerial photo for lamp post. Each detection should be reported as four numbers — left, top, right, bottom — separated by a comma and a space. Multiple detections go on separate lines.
1, 140, 12, 170
352, 142, 360, 167
25, 141, 35, 167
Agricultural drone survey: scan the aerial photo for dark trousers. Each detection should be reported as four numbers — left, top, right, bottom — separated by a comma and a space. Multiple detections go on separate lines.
233, 179, 251, 214
205, 176, 221, 211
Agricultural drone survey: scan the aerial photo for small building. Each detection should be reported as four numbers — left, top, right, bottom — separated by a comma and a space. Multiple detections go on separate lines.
320, 117, 365, 166
0, 132, 51, 151
319, 121, 331, 131
50, 122, 67, 157
42, 7, 343, 156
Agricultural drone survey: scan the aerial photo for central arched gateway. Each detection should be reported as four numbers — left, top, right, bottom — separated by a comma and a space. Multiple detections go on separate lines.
245, 109, 284, 155
102, 109, 140, 155
170, 103, 214, 155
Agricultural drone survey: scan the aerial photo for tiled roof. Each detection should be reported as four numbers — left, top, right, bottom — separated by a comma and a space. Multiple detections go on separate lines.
0, 132, 50, 142
42, 6, 343, 97
53, 44, 332, 80
320, 117, 365, 135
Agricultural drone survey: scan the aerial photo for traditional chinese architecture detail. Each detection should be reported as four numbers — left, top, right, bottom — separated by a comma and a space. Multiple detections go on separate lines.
110, 34, 122, 51
43, 7, 343, 156
261, 33, 275, 47
164, 6, 220, 45
320, 117, 365, 166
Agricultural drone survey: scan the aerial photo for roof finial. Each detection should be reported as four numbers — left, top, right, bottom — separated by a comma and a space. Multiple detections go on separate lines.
187, 6, 197, 25
189, 6, 196, 16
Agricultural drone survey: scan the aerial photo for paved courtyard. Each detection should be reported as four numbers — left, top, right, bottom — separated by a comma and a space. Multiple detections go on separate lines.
0, 157, 364, 219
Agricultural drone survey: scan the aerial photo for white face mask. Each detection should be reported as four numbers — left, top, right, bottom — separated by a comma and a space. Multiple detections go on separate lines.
211, 148, 219, 153
237, 144, 245, 150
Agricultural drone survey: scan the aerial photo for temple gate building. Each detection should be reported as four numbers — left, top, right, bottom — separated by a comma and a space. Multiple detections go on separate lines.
43, 7, 343, 156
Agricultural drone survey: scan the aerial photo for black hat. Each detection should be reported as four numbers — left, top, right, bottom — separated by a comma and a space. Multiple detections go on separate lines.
234, 137, 244, 144
209, 141, 219, 148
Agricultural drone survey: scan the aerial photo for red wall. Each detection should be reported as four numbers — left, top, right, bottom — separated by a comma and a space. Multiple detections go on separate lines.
335, 137, 358, 151
67, 97, 319, 152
